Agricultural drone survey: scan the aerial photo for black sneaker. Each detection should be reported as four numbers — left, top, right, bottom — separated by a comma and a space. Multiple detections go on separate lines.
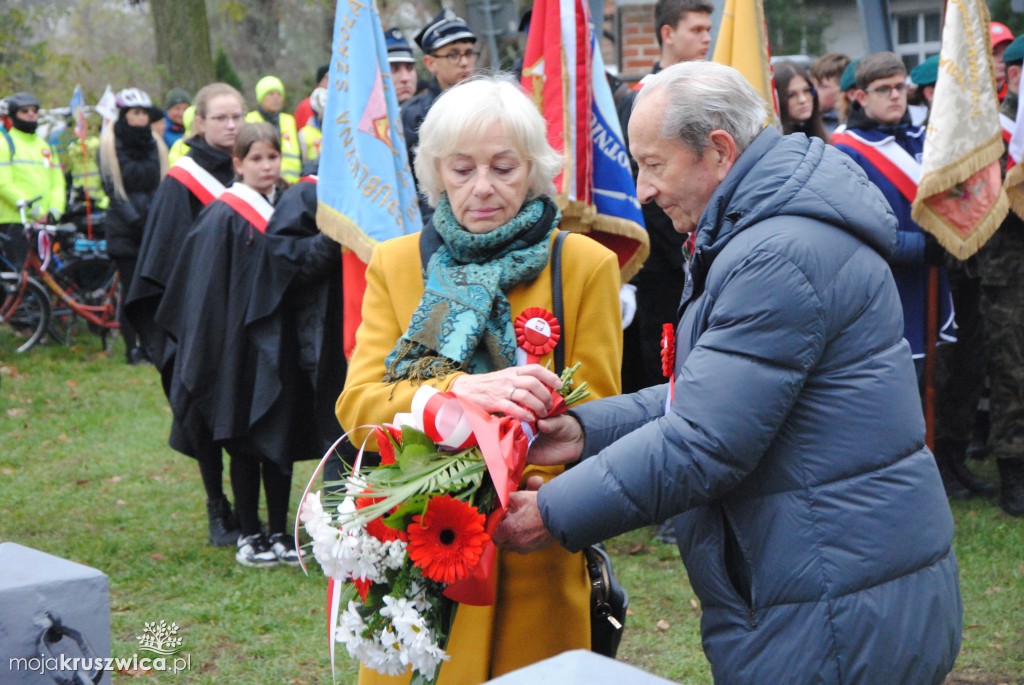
236, 533, 279, 568
268, 533, 303, 566
207, 496, 241, 547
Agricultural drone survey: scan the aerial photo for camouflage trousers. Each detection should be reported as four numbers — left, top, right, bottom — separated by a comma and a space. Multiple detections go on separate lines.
980, 282, 1024, 463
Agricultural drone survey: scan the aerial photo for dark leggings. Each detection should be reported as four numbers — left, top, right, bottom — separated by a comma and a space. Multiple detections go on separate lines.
111, 254, 139, 355
226, 441, 292, 537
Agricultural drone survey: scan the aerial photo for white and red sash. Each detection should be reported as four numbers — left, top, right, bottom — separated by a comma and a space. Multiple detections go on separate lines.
167, 155, 228, 206
299, 174, 318, 184
1000, 113, 1015, 145
220, 182, 274, 234
832, 130, 922, 203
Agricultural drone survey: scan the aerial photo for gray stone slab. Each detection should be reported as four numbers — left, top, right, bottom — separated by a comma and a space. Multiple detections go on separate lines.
484, 649, 679, 684
0, 542, 111, 685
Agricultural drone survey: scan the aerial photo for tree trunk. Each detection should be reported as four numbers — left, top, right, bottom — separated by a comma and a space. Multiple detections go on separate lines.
151, 0, 215, 94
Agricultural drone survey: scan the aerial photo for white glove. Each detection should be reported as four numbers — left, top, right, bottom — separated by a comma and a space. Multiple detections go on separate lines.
619, 283, 637, 329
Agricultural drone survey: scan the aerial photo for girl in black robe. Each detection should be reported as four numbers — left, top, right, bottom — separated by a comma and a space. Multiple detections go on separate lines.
157, 123, 300, 567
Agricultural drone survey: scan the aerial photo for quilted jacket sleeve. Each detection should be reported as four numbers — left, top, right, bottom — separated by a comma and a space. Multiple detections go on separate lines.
539, 245, 829, 551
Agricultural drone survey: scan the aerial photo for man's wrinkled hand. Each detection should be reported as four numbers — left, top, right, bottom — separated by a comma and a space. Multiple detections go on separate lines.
493, 490, 555, 554
528, 414, 585, 466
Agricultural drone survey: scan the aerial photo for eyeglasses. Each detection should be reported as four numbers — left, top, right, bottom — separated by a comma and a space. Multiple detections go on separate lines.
787, 87, 816, 100
432, 49, 480, 63
203, 114, 243, 124
866, 83, 907, 97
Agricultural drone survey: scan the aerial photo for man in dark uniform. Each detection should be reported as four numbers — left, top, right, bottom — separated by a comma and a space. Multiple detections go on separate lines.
402, 8, 478, 223
979, 35, 1024, 516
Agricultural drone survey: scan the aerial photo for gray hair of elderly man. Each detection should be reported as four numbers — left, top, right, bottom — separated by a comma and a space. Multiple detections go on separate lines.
413, 75, 563, 208
634, 61, 766, 157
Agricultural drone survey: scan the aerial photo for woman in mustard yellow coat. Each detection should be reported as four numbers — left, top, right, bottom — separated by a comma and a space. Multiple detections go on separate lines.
335, 76, 623, 684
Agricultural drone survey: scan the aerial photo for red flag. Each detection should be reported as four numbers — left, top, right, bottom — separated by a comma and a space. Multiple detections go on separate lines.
522, 0, 649, 281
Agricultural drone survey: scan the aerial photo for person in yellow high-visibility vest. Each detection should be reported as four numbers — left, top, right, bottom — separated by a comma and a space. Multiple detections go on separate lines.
0, 92, 66, 266
297, 87, 324, 168
245, 76, 300, 183
168, 105, 195, 165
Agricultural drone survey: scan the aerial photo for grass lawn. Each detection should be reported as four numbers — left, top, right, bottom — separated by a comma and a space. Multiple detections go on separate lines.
1, 331, 1022, 684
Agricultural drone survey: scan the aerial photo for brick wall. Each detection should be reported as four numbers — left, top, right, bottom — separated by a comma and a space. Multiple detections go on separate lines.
617, 3, 660, 79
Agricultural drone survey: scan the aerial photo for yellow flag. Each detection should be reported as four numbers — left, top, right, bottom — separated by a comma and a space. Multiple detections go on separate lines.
712, 0, 778, 127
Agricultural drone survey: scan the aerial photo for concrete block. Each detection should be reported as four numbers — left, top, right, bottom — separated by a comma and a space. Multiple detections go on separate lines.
0, 542, 111, 685
485, 649, 678, 684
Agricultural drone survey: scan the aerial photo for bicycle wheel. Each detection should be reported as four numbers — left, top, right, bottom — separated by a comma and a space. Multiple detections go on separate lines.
48, 298, 79, 345
6, 276, 51, 353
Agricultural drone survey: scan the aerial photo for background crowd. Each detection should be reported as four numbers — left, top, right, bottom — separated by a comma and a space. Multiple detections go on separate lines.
1, 0, 1021, 682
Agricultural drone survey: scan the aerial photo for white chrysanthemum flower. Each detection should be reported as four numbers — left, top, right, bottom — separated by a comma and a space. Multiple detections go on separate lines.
300, 491, 336, 541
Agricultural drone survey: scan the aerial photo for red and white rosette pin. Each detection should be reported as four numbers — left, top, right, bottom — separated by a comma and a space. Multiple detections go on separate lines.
514, 307, 560, 364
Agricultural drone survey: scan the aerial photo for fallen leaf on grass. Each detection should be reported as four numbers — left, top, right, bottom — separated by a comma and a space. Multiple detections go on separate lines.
108, 475, 123, 484
963, 623, 983, 630
116, 499, 126, 505
984, 586, 1004, 595
628, 543, 645, 555
65, 379, 78, 389
6, 408, 26, 418
151, 553, 165, 562
656, 619, 670, 630
76, 480, 89, 486
625, 608, 635, 616
690, 598, 700, 610
988, 642, 1003, 651
2, 468, 14, 475
1018, 563, 1024, 577
57, 433, 69, 442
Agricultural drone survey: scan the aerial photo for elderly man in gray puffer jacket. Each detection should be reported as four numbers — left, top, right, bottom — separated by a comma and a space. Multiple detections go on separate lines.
495, 61, 962, 685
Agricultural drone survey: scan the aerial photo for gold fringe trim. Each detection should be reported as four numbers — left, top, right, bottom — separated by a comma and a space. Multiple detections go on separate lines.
1004, 162, 1024, 221
912, 132, 1009, 259
315, 201, 379, 264
556, 198, 651, 283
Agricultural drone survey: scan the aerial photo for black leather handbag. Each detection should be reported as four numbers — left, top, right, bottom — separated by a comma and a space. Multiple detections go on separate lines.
551, 233, 629, 658
583, 543, 628, 658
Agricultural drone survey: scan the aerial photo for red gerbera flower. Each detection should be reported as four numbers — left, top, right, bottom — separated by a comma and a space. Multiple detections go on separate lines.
352, 576, 373, 602
375, 425, 403, 465
356, 492, 407, 543
406, 495, 489, 585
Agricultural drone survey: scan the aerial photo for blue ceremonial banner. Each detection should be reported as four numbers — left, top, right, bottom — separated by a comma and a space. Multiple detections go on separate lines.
589, 28, 644, 233
316, 0, 422, 264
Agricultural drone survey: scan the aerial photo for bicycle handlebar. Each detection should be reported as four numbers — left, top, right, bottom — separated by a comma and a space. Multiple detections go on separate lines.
16, 196, 44, 210
17, 195, 45, 225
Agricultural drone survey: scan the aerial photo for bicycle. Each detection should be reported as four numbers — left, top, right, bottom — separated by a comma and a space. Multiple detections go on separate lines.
16, 196, 120, 352
0, 234, 51, 353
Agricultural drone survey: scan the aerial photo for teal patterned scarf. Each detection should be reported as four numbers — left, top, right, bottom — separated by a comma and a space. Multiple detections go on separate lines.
383, 195, 560, 382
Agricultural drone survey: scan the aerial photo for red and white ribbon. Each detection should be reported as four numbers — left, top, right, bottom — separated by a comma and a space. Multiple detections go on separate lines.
392, 386, 477, 450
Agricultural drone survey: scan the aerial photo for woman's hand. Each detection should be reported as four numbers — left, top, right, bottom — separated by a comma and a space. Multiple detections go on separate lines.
528, 415, 585, 465
448, 364, 562, 423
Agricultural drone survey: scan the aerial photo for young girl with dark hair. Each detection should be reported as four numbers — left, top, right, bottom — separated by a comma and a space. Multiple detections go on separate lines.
774, 60, 830, 143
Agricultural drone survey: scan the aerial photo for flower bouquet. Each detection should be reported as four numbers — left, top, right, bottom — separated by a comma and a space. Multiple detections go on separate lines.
297, 364, 588, 684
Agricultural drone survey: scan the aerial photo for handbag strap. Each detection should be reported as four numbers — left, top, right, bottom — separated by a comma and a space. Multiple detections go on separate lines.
551, 230, 567, 375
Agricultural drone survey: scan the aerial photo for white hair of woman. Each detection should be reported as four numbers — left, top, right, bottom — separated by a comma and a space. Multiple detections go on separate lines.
413, 75, 563, 209
636, 60, 767, 156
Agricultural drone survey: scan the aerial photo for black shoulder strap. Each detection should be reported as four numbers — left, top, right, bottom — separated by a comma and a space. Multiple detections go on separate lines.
551, 230, 567, 375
